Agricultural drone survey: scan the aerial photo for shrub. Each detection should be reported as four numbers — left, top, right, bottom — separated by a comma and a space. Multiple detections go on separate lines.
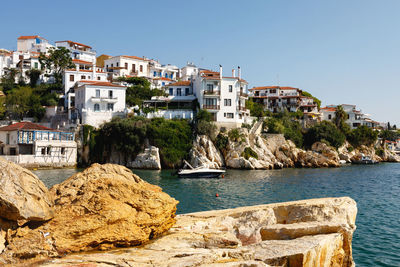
245, 99, 265, 117
195, 109, 216, 138
241, 147, 258, 160
375, 147, 384, 157
215, 134, 229, 153
228, 129, 244, 142
347, 126, 378, 147
304, 121, 345, 149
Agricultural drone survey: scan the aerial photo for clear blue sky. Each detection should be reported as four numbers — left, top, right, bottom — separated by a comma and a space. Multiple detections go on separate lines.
1, 0, 399, 125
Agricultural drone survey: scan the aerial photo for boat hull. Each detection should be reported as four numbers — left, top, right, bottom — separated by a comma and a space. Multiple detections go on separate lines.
177, 171, 225, 179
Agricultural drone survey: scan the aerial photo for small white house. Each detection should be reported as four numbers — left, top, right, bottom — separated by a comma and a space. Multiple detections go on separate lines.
0, 121, 77, 168
55, 40, 96, 62
74, 80, 127, 127
17, 35, 53, 54
104, 55, 150, 79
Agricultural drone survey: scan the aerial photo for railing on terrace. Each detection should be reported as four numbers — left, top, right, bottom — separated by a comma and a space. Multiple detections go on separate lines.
203, 105, 220, 110
237, 106, 247, 111
204, 90, 220, 96
238, 91, 248, 97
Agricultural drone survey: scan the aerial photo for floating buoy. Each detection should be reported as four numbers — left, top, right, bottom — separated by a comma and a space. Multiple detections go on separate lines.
215, 193, 219, 197
221, 174, 224, 178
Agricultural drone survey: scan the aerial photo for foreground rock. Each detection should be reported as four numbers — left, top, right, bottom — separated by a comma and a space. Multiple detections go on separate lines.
0, 163, 178, 264
128, 146, 162, 169
42, 197, 357, 267
0, 157, 53, 222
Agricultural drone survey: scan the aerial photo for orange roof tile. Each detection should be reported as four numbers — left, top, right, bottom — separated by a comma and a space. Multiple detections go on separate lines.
250, 86, 299, 91
0, 122, 54, 131
122, 55, 148, 61
18, 35, 45, 40
72, 59, 93, 65
56, 40, 92, 49
77, 80, 125, 88
153, 77, 173, 81
167, 81, 191, 87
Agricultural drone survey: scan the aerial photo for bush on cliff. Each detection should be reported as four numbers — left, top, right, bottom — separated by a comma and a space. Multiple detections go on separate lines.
195, 109, 217, 139
304, 121, 345, 149
215, 133, 229, 154
241, 147, 258, 160
265, 112, 304, 147
347, 125, 378, 148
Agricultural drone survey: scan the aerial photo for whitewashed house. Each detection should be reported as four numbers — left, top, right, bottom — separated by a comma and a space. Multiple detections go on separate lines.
180, 62, 199, 81
320, 104, 380, 129
0, 122, 77, 168
143, 81, 196, 120
249, 86, 303, 113
55, 40, 96, 62
74, 80, 127, 128
192, 66, 250, 127
17, 35, 54, 54
104, 55, 150, 80
148, 60, 179, 88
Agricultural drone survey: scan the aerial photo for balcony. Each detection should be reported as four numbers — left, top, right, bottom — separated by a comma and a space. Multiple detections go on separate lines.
237, 106, 247, 112
204, 90, 220, 96
203, 105, 220, 110
238, 91, 248, 98
91, 97, 118, 103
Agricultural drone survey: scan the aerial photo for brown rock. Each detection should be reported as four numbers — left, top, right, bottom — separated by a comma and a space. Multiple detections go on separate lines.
0, 157, 53, 222
1, 163, 178, 264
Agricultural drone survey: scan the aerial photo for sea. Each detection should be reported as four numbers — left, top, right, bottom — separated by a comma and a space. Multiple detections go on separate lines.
33, 163, 400, 266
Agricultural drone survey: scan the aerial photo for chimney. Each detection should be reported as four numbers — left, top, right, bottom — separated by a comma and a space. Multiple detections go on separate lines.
238, 66, 241, 79
219, 65, 222, 79
232, 69, 236, 77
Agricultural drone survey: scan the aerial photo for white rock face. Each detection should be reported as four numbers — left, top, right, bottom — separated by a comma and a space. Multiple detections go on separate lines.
189, 135, 225, 169
42, 197, 358, 267
128, 146, 161, 170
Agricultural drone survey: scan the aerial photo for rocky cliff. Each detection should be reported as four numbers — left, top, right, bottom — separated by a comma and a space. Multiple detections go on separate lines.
41, 197, 358, 267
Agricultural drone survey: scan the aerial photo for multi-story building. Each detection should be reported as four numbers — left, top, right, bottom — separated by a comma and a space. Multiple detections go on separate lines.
0, 121, 77, 168
74, 80, 127, 127
180, 62, 199, 81
55, 40, 96, 62
148, 60, 179, 88
320, 104, 379, 129
193, 66, 250, 126
17, 35, 53, 54
249, 86, 303, 113
104, 55, 150, 80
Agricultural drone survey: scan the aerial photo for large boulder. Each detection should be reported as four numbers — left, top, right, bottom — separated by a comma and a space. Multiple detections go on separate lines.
0, 157, 53, 222
1, 163, 178, 264
189, 135, 225, 169
128, 146, 162, 169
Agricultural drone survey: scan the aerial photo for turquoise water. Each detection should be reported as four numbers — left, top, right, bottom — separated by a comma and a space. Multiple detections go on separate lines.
34, 164, 400, 266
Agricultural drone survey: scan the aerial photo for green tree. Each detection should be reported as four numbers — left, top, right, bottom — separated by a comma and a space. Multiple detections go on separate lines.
245, 99, 265, 117
25, 69, 42, 87
119, 77, 165, 107
304, 121, 345, 149
379, 130, 399, 142
5, 86, 45, 121
1, 68, 19, 93
347, 126, 378, 147
333, 105, 351, 137
195, 109, 216, 137
39, 47, 74, 86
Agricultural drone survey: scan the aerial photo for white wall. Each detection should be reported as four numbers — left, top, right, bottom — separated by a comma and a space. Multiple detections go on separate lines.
81, 109, 126, 128
104, 56, 149, 78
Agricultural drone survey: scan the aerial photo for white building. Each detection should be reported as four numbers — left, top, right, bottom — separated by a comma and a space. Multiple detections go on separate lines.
180, 62, 199, 81
74, 80, 127, 127
0, 121, 77, 168
249, 86, 303, 113
17, 35, 53, 54
148, 60, 179, 88
193, 66, 250, 126
104, 55, 150, 80
55, 40, 96, 62
320, 104, 380, 129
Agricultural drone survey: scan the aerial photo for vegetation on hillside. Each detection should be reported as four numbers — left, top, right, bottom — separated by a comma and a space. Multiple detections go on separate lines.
116, 77, 165, 107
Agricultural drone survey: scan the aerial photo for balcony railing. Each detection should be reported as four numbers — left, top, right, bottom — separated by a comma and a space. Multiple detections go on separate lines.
203, 105, 220, 110
204, 90, 220, 96
237, 106, 247, 111
238, 91, 248, 97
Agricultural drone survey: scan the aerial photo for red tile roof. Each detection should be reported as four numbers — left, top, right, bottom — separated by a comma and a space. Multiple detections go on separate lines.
250, 86, 299, 91
122, 55, 148, 61
77, 80, 126, 88
18, 35, 45, 40
153, 77, 173, 81
167, 81, 191, 86
72, 59, 93, 65
320, 107, 337, 112
0, 122, 54, 131
56, 40, 92, 49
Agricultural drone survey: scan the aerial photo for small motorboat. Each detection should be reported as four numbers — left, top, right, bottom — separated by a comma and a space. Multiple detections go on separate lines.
177, 160, 225, 178
352, 154, 379, 165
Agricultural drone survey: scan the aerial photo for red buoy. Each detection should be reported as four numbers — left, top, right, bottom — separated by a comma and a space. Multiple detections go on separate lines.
221, 174, 224, 178
215, 193, 219, 197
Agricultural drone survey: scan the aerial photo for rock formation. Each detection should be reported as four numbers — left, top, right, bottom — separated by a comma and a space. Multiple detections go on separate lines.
189, 135, 225, 168
0, 163, 178, 264
128, 146, 162, 169
0, 157, 53, 222
40, 197, 358, 267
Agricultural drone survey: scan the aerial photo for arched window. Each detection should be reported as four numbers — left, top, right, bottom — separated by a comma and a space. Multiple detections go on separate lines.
94, 104, 100, 111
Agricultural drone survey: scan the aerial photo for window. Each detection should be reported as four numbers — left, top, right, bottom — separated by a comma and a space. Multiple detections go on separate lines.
159, 72, 162, 77
347, 114, 350, 119
97, 77, 100, 80
34, 62, 38, 69
207, 84, 213, 91
170, 73, 173, 79
125, 63, 128, 69
169, 88, 173, 95
140, 65, 143, 72
205, 98, 217, 106
81, 75, 86, 80
132, 64, 136, 72
154, 71, 157, 77
41, 147, 46, 155
226, 113, 234, 118
96, 89, 100, 98
106, 65, 108, 68
177, 88, 182, 96
224, 99, 232, 106
229, 85, 233, 92
108, 90, 113, 99
111, 64, 113, 67
116, 62, 119, 67
46, 146, 51, 155
69, 75, 74, 82
94, 104, 100, 111
61, 147, 65, 155
185, 88, 190, 95
6, 133, 10, 145
328, 114, 332, 120
107, 103, 114, 111
165, 73, 168, 78
162, 82, 165, 86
